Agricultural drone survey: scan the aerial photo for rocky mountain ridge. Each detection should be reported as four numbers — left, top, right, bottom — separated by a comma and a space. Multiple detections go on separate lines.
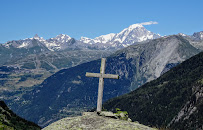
103, 51, 203, 130
3, 27, 202, 52
181, 31, 203, 50
3, 23, 161, 51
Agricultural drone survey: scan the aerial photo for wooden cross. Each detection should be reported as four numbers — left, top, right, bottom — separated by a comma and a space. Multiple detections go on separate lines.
86, 58, 119, 112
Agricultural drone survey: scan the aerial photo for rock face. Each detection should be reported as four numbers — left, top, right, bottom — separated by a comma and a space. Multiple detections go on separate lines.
43, 112, 156, 130
179, 32, 203, 50
168, 84, 203, 129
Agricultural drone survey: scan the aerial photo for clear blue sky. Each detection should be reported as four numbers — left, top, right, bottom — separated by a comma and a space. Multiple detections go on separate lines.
0, 0, 203, 43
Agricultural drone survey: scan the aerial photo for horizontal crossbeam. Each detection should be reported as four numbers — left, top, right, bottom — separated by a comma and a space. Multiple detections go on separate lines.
86, 72, 119, 79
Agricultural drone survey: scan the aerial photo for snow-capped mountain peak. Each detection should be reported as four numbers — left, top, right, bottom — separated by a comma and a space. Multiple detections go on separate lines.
128, 24, 143, 29
34, 34, 40, 39
193, 31, 203, 40
80, 33, 116, 44
178, 33, 187, 36
54, 34, 72, 42
3, 34, 47, 49
117, 24, 144, 36
3, 23, 162, 51
79, 23, 161, 48
33, 34, 46, 42
113, 24, 160, 44
80, 37, 93, 44
45, 34, 74, 51
94, 33, 116, 44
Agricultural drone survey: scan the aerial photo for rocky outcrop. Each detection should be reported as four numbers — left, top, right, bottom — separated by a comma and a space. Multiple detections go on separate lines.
43, 112, 156, 130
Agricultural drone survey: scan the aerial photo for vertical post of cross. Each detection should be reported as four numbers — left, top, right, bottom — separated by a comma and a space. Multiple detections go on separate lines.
97, 58, 106, 112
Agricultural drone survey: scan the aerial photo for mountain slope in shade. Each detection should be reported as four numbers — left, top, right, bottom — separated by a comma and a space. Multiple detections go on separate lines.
6, 35, 201, 127
103, 51, 203, 130
0, 100, 41, 130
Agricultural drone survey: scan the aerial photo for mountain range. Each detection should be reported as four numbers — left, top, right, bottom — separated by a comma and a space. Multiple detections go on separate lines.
0, 23, 161, 94
79, 24, 160, 49
5, 33, 203, 127
3, 24, 160, 51
0, 23, 203, 128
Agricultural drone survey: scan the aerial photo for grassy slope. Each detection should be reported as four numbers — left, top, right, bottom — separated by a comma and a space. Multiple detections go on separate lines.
0, 101, 41, 130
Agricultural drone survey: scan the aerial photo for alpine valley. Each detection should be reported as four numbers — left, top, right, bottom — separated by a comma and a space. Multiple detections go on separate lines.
3, 31, 203, 127
1, 23, 203, 128
0, 23, 159, 95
